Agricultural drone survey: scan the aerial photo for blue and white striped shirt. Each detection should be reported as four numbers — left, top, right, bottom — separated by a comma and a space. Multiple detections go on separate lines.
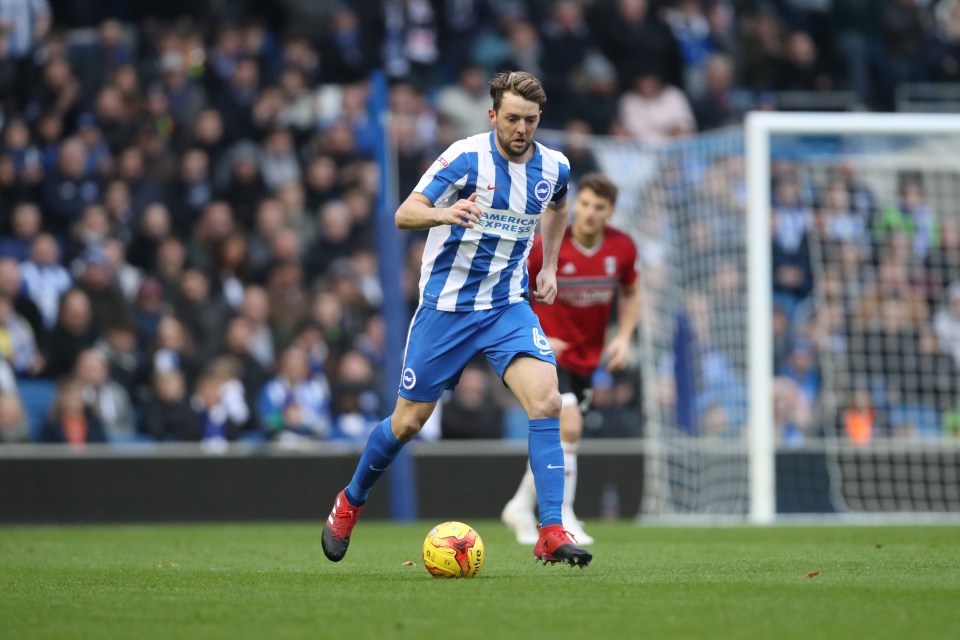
414, 131, 570, 312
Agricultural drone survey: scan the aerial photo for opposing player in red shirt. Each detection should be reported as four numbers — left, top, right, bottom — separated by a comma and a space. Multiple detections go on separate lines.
501, 172, 641, 545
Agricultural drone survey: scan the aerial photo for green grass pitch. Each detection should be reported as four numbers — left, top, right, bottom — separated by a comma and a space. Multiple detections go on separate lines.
2, 522, 959, 639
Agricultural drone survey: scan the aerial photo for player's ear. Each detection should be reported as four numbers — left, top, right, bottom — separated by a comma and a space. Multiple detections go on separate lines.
488, 108, 496, 125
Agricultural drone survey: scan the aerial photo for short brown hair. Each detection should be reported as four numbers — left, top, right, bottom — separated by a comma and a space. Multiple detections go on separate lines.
489, 71, 547, 112
578, 173, 618, 206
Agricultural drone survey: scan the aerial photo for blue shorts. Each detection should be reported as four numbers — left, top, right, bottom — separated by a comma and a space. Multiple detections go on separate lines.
398, 303, 557, 402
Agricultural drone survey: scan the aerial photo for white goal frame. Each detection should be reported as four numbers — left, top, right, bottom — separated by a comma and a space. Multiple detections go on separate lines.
745, 112, 960, 524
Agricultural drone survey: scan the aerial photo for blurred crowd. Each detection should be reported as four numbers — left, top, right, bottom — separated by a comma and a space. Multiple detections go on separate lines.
1, 0, 958, 447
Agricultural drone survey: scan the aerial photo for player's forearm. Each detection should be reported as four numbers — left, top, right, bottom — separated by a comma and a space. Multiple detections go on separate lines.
395, 196, 442, 230
616, 286, 642, 340
539, 203, 568, 270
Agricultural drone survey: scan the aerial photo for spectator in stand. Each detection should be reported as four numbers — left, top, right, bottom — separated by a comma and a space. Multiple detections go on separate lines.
772, 174, 814, 314
93, 85, 137, 154
190, 109, 228, 172
116, 145, 164, 221
926, 218, 960, 304
167, 148, 213, 239
0, 391, 30, 443
0, 257, 43, 344
436, 63, 493, 140
776, 31, 834, 92
94, 323, 140, 398
218, 142, 267, 229
74, 348, 135, 442
216, 57, 260, 144
260, 127, 301, 192
0, 0, 50, 95
74, 245, 131, 335
187, 200, 236, 274
276, 181, 315, 247
0, 201, 41, 261
41, 137, 100, 238
258, 344, 331, 441
739, 6, 785, 91
934, 281, 960, 368
879, 0, 933, 108
589, 0, 684, 92
665, 0, 714, 98
65, 203, 111, 264
440, 363, 505, 440
157, 51, 206, 126
0, 293, 41, 376
872, 175, 938, 261
189, 367, 242, 453
220, 315, 269, 412
38, 377, 106, 445
147, 314, 201, 391
832, 0, 883, 104
266, 258, 311, 349
618, 65, 696, 144
28, 53, 81, 127
172, 268, 231, 362
142, 369, 199, 441
125, 202, 171, 272
538, 0, 598, 126
20, 233, 72, 330
320, 3, 378, 85
306, 199, 358, 281
212, 231, 252, 311
0, 118, 43, 207
331, 348, 380, 441
691, 53, 748, 131
240, 285, 275, 370
773, 376, 813, 445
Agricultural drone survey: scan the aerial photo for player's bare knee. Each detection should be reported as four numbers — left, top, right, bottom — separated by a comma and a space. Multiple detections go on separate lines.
528, 389, 562, 420
391, 417, 423, 442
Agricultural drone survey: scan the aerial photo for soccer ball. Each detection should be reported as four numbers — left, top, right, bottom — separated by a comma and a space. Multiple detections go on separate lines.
422, 521, 484, 578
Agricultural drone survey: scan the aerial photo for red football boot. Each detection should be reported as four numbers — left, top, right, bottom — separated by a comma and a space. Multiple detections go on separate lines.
534, 524, 593, 567
321, 489, 364, 562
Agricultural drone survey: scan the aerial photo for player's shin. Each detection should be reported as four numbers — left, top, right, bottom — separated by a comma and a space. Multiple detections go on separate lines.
528, 417, 563, 526
345, 418, 404, 505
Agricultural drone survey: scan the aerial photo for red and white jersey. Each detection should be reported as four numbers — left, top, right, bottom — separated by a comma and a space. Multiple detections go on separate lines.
528, 226, 638, 375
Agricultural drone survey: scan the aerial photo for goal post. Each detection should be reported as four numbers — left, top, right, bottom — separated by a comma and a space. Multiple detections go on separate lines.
745, 112, 960, 524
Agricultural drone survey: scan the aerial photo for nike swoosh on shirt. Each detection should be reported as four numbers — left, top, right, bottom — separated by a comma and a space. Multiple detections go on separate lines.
486, 185, 503, 190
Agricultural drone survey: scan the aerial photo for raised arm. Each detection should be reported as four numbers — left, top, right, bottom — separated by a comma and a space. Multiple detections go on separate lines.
395, 192, 484, 230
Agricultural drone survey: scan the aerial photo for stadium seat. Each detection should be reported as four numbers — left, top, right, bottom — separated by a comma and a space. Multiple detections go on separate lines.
18, 379, 58, 442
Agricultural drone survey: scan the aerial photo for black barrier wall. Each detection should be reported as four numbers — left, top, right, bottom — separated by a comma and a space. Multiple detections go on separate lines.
0, 444, 644, 524
5, 443, 951, 523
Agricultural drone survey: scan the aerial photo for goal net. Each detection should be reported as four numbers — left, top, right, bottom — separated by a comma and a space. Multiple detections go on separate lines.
544, 114, 960, 522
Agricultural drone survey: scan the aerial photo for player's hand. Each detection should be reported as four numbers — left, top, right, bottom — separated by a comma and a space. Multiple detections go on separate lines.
604, 335, 631, 372
439, 193, 483, 228
548, 337, 569, 357
533, 268, 558, 305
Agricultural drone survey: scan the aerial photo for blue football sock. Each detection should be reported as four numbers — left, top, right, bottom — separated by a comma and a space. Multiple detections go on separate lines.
345, 418, 404, 506
528, 417, 563, 527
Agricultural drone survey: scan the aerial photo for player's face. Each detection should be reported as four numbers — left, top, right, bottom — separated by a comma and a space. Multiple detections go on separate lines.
572, 188, 614, 238
490, 92, 541, 160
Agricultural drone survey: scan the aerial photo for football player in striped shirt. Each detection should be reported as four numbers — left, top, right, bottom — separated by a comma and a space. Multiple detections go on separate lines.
321, 71, 591, 568
502, 173, 641, 545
